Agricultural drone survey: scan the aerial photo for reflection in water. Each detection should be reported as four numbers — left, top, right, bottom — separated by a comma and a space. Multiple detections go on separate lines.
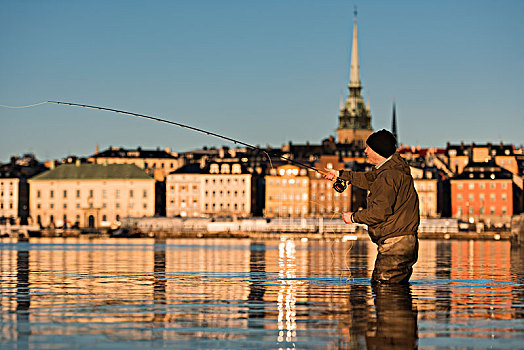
277, 239, 298, 346
0, 238, 523, 349
367, 284, 418, 350
247, 242, 266, 324
153, 237, 167, 325
16, 242, 31, 350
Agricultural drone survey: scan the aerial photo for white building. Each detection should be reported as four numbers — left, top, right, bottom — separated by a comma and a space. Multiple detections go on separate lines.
29, 163, 155, 228
0, 177, 19, 220
166, 162, 252, 217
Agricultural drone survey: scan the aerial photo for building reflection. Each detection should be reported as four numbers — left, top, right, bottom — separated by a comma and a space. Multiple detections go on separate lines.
510, 245, 524, 320
16, 238, 31, 349
247, 241, 266, 325
153, 237, 167, 323
277, 239, 298, 346
1, 237, 523, 347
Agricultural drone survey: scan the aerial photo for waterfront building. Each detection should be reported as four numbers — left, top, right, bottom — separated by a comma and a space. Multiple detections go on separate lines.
337, 11, 373, 146
0, 154, 46, 224
450, 160, 520, 227
0, 176, 20, 221
166, 161, 252, 217
265, 164, 309, 218
308, 155, 352, 216
411, 167, 439, 218
88, 146, 181, 181
28, 162, 155, 228
446, 142, 518, 175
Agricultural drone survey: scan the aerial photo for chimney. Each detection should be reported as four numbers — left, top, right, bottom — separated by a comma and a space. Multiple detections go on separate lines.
75, 159, 81, 167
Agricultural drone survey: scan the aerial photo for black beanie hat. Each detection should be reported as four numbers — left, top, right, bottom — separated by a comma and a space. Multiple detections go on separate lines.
366, 129, 397, 158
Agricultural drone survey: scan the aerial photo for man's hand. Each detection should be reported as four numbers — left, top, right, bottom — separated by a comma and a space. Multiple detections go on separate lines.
322, 168, 339, 181
342, 212, 353, 224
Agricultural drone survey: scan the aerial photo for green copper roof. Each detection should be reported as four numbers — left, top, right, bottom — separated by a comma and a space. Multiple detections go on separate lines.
30, 163, 153, 181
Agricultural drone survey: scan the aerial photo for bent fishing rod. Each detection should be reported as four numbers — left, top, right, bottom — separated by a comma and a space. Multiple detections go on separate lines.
47, 101, 348, 192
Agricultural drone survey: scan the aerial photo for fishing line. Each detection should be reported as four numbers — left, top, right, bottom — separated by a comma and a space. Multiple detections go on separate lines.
1, 100, 347, 190
44, 101, 347, 187
306, 198, 355, 280
4, 100, 355, 278
0, 101, 48, 109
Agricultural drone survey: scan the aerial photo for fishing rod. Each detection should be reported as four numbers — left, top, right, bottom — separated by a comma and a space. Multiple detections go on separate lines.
47, 100, 348, 192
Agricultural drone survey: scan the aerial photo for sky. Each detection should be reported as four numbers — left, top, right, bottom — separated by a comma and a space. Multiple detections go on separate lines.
1, 0, 523, 163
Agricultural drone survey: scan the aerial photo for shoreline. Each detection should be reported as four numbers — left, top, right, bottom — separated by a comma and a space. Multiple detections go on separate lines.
13, 229, 514, 242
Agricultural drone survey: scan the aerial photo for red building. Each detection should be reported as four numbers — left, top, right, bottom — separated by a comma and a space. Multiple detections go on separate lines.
450, 160, 520, 228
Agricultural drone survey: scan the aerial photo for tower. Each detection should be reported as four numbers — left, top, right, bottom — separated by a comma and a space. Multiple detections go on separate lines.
337, 8, 373, 146
391, 100, 398, 142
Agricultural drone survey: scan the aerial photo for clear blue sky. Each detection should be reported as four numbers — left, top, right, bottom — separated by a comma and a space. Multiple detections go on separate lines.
1, 0, 523, 162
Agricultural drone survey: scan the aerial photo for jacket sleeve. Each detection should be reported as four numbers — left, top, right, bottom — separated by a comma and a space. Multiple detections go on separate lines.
353, 174, 396, 225
339, 169, 377, 190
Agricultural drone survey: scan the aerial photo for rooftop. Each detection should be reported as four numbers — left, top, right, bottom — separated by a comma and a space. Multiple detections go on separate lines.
30, 163, 153, 181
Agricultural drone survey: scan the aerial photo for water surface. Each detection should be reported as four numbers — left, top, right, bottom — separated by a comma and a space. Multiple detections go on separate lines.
1, 237, 523, 349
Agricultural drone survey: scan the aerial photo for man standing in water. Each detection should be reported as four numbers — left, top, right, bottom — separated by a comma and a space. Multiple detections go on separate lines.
324, 129, 419, 284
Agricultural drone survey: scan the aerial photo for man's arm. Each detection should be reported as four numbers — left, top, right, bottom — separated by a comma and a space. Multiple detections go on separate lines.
353, 175, 396, 225
339, 169, 377, 190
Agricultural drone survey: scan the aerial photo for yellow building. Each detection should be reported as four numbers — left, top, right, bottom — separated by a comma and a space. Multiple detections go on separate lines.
166, 162, 252, 217
28, 163, 155, 228
265, 165, 309, 217
411, 167, 439, 218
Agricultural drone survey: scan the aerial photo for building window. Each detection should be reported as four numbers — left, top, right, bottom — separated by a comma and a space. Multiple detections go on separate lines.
458, 194, 463, 201
76, 190, 80, 198
102, 215, 107, 221
469, 194, 474, 201
103, 190, 107, 198
50, 190, 54, 198
143, 190, 147, 198
116, 203, 120, 209
37, 190, 41, 198
63, 190, 67, 198
130, 190, 134, 198
457, 183, 463, 189
490, 194, 496, 201
50, 203, 54, 209
89, 189, 94, 198
116, 189, 120, 198
490, 207, 495, 215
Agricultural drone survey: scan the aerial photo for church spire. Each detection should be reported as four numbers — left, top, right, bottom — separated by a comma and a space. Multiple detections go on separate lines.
349, 6, 360, 89
336, 7, 373, 146
392, 99, 398, 142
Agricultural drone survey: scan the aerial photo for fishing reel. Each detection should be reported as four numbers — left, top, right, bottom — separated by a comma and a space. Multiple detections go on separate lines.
333, 178, 348, 193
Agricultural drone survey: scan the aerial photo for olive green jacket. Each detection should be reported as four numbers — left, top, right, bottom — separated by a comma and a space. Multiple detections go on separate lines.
339, 153, 420, 243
